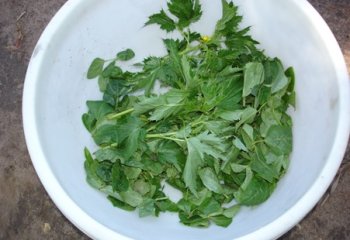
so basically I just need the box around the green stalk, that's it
[107,108,134,120]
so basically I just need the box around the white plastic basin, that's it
[23,0,350,239]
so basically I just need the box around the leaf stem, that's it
[146,132,178,138]
[146,134,185,142]
[108,108,134,120]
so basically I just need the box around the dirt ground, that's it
[0,0,349,239]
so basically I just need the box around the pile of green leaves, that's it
[82,0,295,228]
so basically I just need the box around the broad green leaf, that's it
[179,213,210,228]
[233,137,247,152]
[122,126,146,160]
[265,125,293,155]
[117,49,135,61]
[139,199,156,217]
[211,215,233,227]
[264,59,289,93]
[242,62,264,97]
[241,124,254,150]
[120,188,143,207]
[250,147,279,183]
[82,113,96,132]
[124,166,142,180]
[187,188,212,206]
[234,176,275,206]
[102,62,123,78]
[158,141,186,171]
[199,198,222,216]
[133,179,151,195]
[86,101,114,121]
[198,167,224,194]
[231,163,246,173]
[96,162,112,182]
[241,166,253,190]
[84,148,105,189]
[107,196,135,211]
[111,160,129,192]
[217,110,242,121]
[94,148,124,162]
[183,132,226,195]
[260,108,282,137]
[236,107,257,128]
[92,124,119,146]
[156,199,178,212]
[87,58,104,79]
[223,205,240,218]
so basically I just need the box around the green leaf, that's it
[198,167,224,194]
[156,199,179,212]
[199,198,222,216]
[133,179,151,195]
[120,188,143,207]
[84,148,105,189]
[102,62,123,78]
[87,58,104,79]
[134,89,185,121]
[217,109,242,121]
[92,124,119,146]
[183,132,227,195]
[139,199,156,217]
[124,166,142,180]
[145,10,176,32]
[236,107,257,128]
[234,176,275,206]
[265,125,293,155]
[260,108,282,137]
[117,49,135,61]
[111,161,129,192]
[163,39,183,78]
[86,101,114,120]
[107,195,135,211]
[181,55,194,88]
[215,0,241,35]
[96,162,112,182]
[211,215,233,227]
[242,62,264,97]
[158,141,186,171]
[233,137,247,152]
[223,205,240,218]
[94,148,123,162]
[251,147,280,183]
[265,58,289,93]
[285,66,296,93]
[82,113,96,132]
[179,213,210,228]
[167,0,202,29]
[122,125,146,160]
